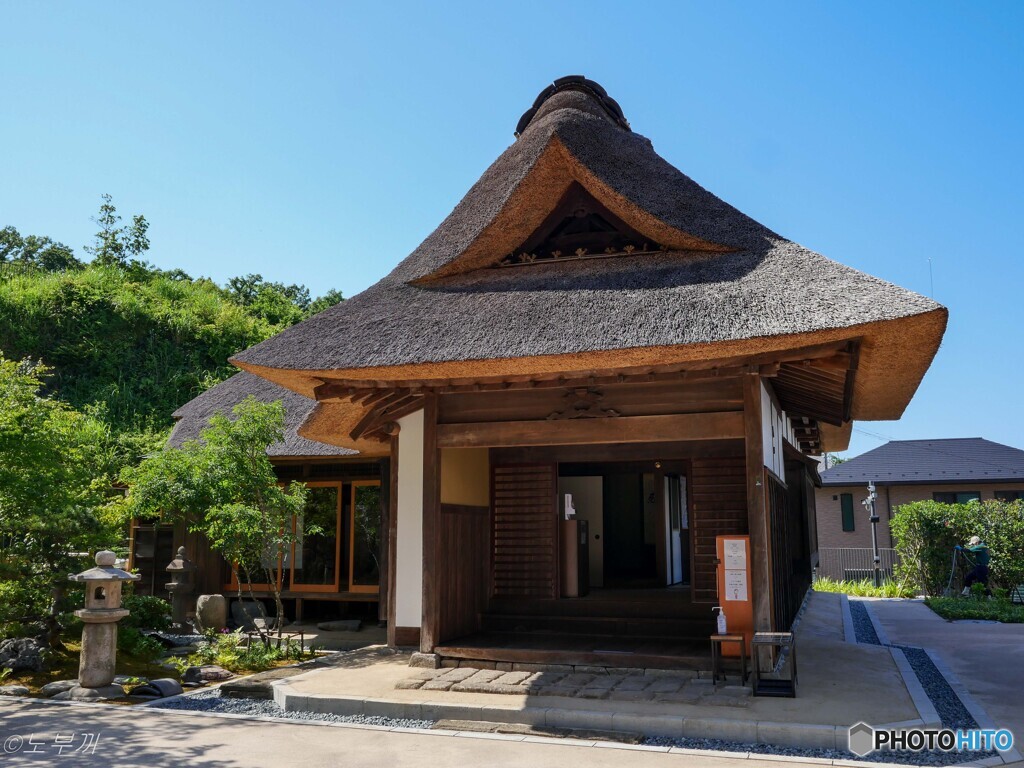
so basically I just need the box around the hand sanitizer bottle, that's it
[714,606,727,635]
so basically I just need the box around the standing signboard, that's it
[716,535,753,657]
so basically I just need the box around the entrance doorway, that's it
[558,462,690,590]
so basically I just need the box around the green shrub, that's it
[180,630,314,673]
[0,579,48,638]
[121,595,172,631]
[890,500,1024,596]
[925,596,1024,623]
[813,577,916,598]
[117,627,165,661]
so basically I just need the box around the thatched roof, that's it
[168,372,354,458]
[231,77,946,450]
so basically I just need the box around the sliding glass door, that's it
[291,483,343,591]
[349,481,381,593]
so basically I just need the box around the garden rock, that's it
[0,685,30,696]
[220,678,275,699]
[69,684,125,701]
[40,679,78,697]
[409,652,440,669]
[130,678,183,698]
[51,690,72,701]
[196,594,228,632]
[317,619,361,632]
[0,637,46,673]
[150,678,184,697]
[231,600,283,631]
[183,665,234,684]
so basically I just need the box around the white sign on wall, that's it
[724,569,748,601]
[723,539,746,570]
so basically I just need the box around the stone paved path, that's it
[396,667,751,707]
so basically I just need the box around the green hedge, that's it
[890,500,1024,596]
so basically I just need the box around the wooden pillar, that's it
[384,449,398,646]
[743,374,772,632]
[419,393,440,653]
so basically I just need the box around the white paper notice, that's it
[724,569,748,601]
[723,539,746,570]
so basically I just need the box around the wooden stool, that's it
[751,631,797,697]
[710,633,748,687]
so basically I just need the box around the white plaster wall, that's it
[394,409,424,629]
[761,380,796,478]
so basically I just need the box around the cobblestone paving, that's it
[395,667,751,707]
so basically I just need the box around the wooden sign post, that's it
[716,535,753,657]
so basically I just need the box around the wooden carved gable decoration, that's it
[496,182,664,268]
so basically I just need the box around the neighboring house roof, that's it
[168,372,354,458]
[229,76,947,452]
[820,438,1024,486]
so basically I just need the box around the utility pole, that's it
[863,482,881,587]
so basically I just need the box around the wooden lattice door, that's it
[490,463,558,599]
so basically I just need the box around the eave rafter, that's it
[309,339,860,453]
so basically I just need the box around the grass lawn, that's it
[924,597,1024,623]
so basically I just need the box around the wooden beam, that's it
[436,411,744,449]
[743,375,772,633]
[357,396,425,441]
[419,393,440,653]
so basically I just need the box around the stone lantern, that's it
[68,550,139,700]
[165,545,196,632]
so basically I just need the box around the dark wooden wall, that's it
[767,461,815,631]
[437,503,490,643]
[690,455,748,603]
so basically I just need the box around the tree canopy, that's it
[0,356,118,645]
[0,195,344,462]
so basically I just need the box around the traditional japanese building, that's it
[215,76,943,665]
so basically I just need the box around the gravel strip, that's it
[150,688,433,730]
[836,600,994,764]
[644,735,987,765]
[849,600,881,644]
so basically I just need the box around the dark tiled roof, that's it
[168,373,354,457]
[821,438,1024,486]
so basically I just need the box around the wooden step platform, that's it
[480,612,715,640]
[435,630,711,671]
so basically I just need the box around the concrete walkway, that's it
[276,593,922,749]
[866,599,1024,744]
[0,699,851,768]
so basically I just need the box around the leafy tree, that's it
[0,226,82,271]
[116,397,311,640]
[226,274,317,327]
[891,499,1024,596]
[0,356,117,648]
[307,288,345,316]
[824,453,847,468]
[83,193,150,269]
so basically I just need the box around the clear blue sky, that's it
[1,2,1021,458]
